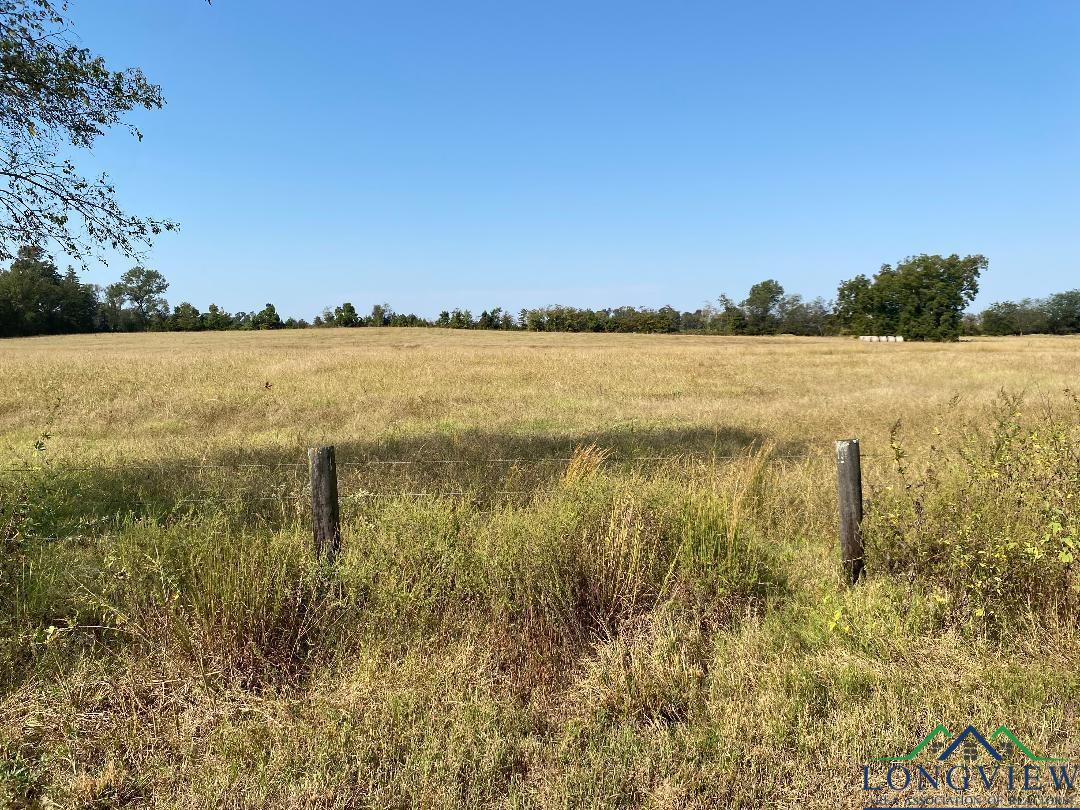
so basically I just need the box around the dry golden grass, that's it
[2,328,1077,463]
[2,328,1080,809]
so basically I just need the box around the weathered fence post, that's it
[308,445,340,563]
[835,438,864,585]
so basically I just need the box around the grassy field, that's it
[2,328,1080,808]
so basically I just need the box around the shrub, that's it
[868,392,1080,625]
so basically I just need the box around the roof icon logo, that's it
[876,724,1063,763]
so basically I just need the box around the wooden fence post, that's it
[308,445,340,563]
[835,438,864,585]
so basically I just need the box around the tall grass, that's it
[1,448,793,806]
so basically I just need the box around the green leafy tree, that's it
[653,305,681,333]
[961,312,980,336]
[679,306,710,332]
[106,266,168,328]
[476,307,514,330]
[201,303,232,330]
[742,280,784,335]
[169,301,201,331]
[836,255,985,341]
[777,294,832,335]
[978,300,1049,336]
[333,302,360,327]
[521,309,543,331]
[711,294,747,335]
[1044,290,1080,334]
[0,244,96,335]
[1015,298,1050,335]
[448,308,474,329]
[251,302,282,330]
[833,274,875,335]
[59,265,97,330]
[978,301,1017,336]
[367,303,390,326]
[886,255,984,341]
[0,0,176,264]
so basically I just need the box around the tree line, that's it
[2,248,1078,341]
[976,292,1080,336]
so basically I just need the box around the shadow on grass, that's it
[4,423,809,538]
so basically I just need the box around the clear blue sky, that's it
[73,1,1079,319]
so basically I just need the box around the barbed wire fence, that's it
[2,440,876,584]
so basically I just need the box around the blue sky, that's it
[73,1,1079,319]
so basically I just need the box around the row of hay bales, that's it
[858,335,905,342]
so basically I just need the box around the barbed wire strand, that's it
[0,451,894,474]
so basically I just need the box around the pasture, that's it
[2,329,1079,808]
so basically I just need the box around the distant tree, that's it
[333,302,360,327]
[0,245,97,335]
[888,255,984,341]
[106,266,169,327]
[777,294,832,335]
[654,305,681,333]
[742,280,784,335]
[368,303,389,326]
[448,308,473,328]
[833,274,875,335]
[387,310,428,326]
[1044,290,1080,335]
[961,312,980,336]
[169,301,201,331]
[201,303,232,330]
[680,306,710,332]
[251,302,282,330]
[1015,298,1050,334]
[710,294,747,335]
[0,1,176,265]
[58,265,98,330]
[522,309,544,331]
[836,255,984,341]
[978,300,1044,336]
[97,282,127,331]
[981,302,1014,335]
[775,294,803,334]
[478,307,515,330]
